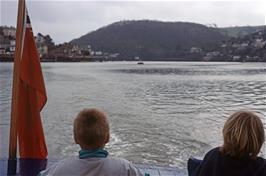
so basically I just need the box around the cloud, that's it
[0,0,265,44]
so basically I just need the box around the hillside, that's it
[204,28,266,62]
[71,20,226,60]
[220,25,266,38]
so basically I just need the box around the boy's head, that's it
[221,110,265,159]
[74,108,110,150]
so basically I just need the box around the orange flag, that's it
[16,6,48,159]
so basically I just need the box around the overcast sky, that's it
[1,0,265,44]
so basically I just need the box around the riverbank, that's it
[1,56,266,62]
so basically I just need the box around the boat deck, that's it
[136,164,187,176]
[0,158,187,176]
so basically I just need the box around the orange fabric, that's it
[17,26,47,159]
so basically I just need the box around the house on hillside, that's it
[190,47,202,53]
[35,33,55,57]
[253,39,265,49]
[1,26,16,38]
[79,45,92,56]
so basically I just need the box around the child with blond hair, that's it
[188,110,266,176]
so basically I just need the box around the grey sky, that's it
[1,0,265,44]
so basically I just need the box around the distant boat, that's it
[137,61,144,65]
[135,56,144,65]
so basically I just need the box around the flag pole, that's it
[7,0,25,174]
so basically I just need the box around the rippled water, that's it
[1,62,266,168]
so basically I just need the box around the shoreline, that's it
[1,58,266,63]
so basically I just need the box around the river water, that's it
[0,62,266,168]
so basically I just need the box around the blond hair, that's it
[74,108,110,150]
[220,110,265,159]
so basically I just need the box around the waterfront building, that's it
[35,33,55,57]
[47,43,83,61]
[0,26,16,55]
[1,26,16,38]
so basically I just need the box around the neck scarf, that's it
[79,149,108,159]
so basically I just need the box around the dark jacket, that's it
[190,147,266,176]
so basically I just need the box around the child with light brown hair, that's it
[188,110,266,176]
[41,108,143,176]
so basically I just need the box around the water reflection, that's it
[112,67,266,76]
